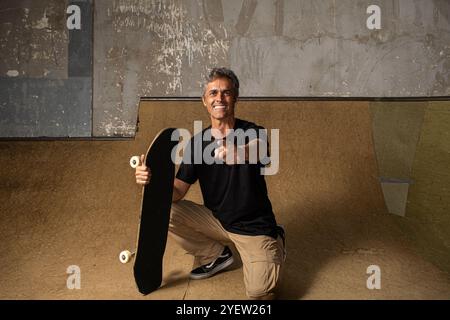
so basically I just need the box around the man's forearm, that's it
[172,186,184,202]
[172,178,191,202]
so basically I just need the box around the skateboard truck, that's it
[119,250,136,264]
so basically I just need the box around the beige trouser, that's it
[169,200,285,299]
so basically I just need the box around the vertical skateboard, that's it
[120,128,179,295]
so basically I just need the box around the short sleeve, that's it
[176,162,197,184]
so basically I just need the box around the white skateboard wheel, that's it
[129,156,140,168]
[119,250,132,264]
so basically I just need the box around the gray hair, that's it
[204,67,240,97]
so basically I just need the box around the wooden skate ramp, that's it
[0,100,449,299]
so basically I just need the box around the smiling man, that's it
[135,67,285,300]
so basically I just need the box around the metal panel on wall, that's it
[0,0,92,138]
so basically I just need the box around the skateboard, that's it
[120,128,179,294]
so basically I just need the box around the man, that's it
[135,67,285,300]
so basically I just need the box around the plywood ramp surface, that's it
[0,101,448,299]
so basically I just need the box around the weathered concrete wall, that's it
[1,0,449,137]
[94,0,450,137]
[0,0,92,137]
[93,0,229,136]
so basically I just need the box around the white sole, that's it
[189,256,235,280]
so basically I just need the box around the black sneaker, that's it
[189,246,234,280]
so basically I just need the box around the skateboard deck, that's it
[131,128,179,294]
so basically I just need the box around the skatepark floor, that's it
[1,102,449,300]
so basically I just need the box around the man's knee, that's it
[244,261,282,299]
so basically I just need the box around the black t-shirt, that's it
[176,118,278,238]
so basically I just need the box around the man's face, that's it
[202,77,237,121]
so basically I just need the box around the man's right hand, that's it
[135,154,151,185]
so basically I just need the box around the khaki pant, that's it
[169,200,285,299]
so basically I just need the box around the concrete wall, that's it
[1,0,449,137]
[94,0,450,137]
